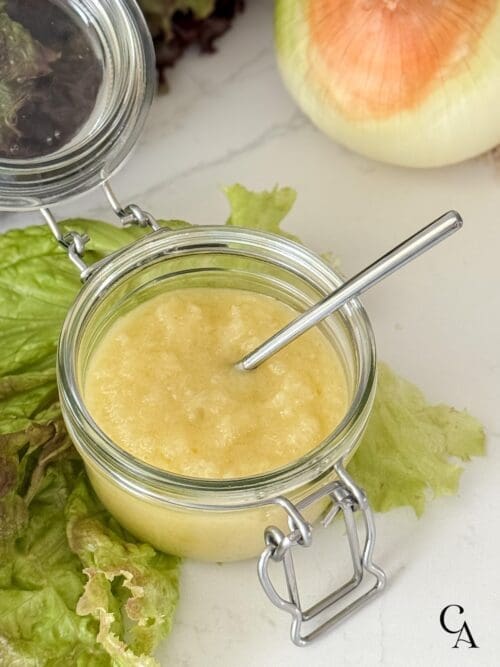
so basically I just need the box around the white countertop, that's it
[2,2,499,665]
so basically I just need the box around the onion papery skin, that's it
[275,0,500,168]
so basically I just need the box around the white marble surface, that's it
[2,1,499,665]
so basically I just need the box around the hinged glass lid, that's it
[0,0,155,211]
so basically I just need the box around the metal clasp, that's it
[102,181,161,231]
[258,462,386,646]
[41,207,91,279]
[42,182,162,280]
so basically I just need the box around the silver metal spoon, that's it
[237,211,463,371]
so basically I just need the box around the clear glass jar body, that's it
[58,227,377,561]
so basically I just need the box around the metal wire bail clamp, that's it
[258,461,386,646]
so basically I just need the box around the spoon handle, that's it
[238,211,463,371]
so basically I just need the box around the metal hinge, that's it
[42,181,160,280]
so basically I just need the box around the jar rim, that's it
[0,0,155,211]
[58,227,377,509]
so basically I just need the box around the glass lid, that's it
[0,0,155,211]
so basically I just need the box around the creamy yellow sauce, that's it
[84,288,348,479]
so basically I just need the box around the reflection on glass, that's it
[0,0,102,159]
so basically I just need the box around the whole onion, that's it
[275,0,500,167]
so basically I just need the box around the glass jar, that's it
[56,225,386,644]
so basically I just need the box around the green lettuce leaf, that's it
[0,185,485,663]
[66,478,179,665]
[0,416,180,666]
[138,0,215,38]
[0,220,167,435]
[0,221,147,379]
[137,0,243,92]
[351,364,486,515]
[0,221,182,666]
[224,183,299,241]
[0,449,109,666]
